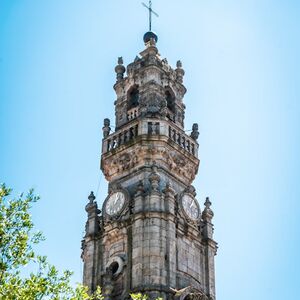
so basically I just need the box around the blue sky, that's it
[0,0,299,299]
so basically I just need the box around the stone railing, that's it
[103,121,139,153]
[168,125,196,156]
[102,119,198,158]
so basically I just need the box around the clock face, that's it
[181,194,200,220]
[105,191,126,216]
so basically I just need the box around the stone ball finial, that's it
[115,57,125,82]
[143,31,158,44]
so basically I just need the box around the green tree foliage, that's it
[130,293,149,300]
[0,184,159,300]
[0,184,104,300]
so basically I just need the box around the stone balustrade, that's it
[102,119,198,158]
[168,126,196,156]
[104,122,139,153]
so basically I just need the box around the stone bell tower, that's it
[81,31,217,300]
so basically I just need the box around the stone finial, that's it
[175,60,185,83]
[84,191,101,239]
[149,165,160,192]
[85,191,100,216]
[202,197,214,222]
[102,118,111,139]
[118,57,123,65]
[88,191,95,203]
[191,123,199,141]
[176,60,182,68]
[115,56,126,82]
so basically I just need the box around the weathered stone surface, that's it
[82,36,217,300]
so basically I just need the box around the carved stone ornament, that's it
[172,286,210,300]
[139,85,167,117]
[162,150,197,182]
[102,145,198,184]
[105,255,126,278]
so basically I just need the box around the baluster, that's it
[124,130,128,143]
[118,133,122,147]
[107,139,111,152]
[169,126,172,138]
[182,136,186,150]
[177,133,181,145]
[129,127,134,139]
[191,143,195,155]
[155,122,160,134]
[120,132,124,145]
[148,122,152,135]
[172,129,176,141]
[111,138,115,149]
[187,140,190,152]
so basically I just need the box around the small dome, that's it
[143,31,158,43]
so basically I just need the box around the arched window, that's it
[128,86,139,110]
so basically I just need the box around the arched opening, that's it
[128,86,139,110]
[165,90,175,113]
[109,261,119,275]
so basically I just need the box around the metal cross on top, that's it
[142,0,159,32]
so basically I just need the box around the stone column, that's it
[163,182,177,289]
[202,197,217,300]
[82,192,101,294]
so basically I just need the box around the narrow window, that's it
[128,87,139,109]
[165,90,175,113]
